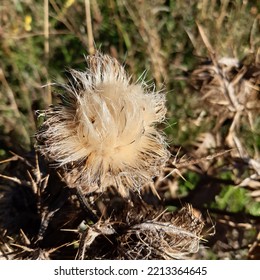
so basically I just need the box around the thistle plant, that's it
[0,53,207,260]
[36,53,170,196]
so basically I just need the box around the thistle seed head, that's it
[36,53,169,196]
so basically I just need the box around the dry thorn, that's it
[9,151,34,169]
[0,155,19,165]
[0,174,22,185]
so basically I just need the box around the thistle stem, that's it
[75,186,98,223]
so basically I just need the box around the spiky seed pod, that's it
[118,204,205,260]
[75,203,205,260]
[36,53,169,196]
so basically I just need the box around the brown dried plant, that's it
[187,24,260,188]
[183,24,260,259]
[0,153,206,260]
[123,0,167,85]
[76,201,205,260]
[0,52,207,260]
[190,25,260,158]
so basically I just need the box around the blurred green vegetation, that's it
[0,0,259,259]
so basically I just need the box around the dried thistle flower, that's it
[118,204,205,260]
[36,53,169,195]
[75,202,205,260]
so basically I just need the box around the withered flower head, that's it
[36,53,169,195]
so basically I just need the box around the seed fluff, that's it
[36,52,170,196]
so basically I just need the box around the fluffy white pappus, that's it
[36,53,169,196]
